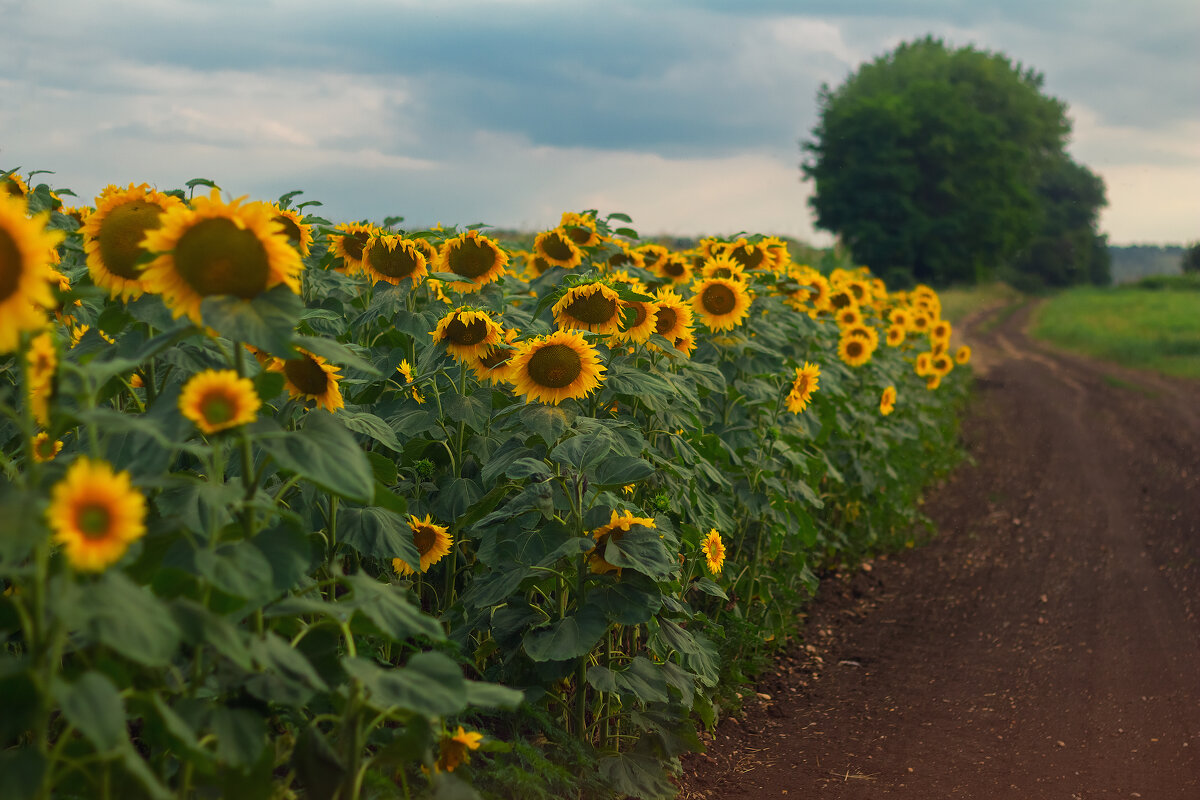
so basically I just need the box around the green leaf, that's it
[201,286,302,358]
[520,404,572,445]
[523,605,607,662]
[338,505,421,568]
[338,409,404,453]
[0,748,45,800]
[367,451,399,484]
[194,541,275,601]
[463,680,524,710]
[249,525,316,595]
[293,335,382,376]
[593,455,654,486]
[81,572,181,667]
[292,725,346,800]
[55,672,126,753]
[211,707,266,769]
[602,525,677,579]
[598,751,677,800]
[257,411,374,503]
[550,430,614,471]
[344,573,446,642]
[0,672,38,747]
[444,387,491,431]
[343,652,468,717]
[171,599,255,671]
[593,574,662,625]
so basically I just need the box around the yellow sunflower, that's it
[843,324,879,350]
[845,279,873,305]
[32,432,63,462]
[909,312,932,334]
[635,243,670,276]
[827,288,856,312]
[178,369,261,434]
[725,238,769,272]
[26,330,56,426]
[838,335,873,367]
[509,329,606,405]
[700,528,725,576]
[955,345,972,365]
[466,330,518,385]
[559,212,601,248]
[81,183,184,300]
[613,298,659,344]
[436,726,484,774]
[656,253,694,285]
[47,458,147,573]
[761,236,790,272]
[835,306,863,328]
[533,228,583,270]
[699,254,746,282]
[915,352,932,376]
[362,234,428,287]
[690,277,752,332]
[786,271,830,312]
[652,289,693,341]
[267,204,314,256]
[3,172,30,199]
[431,308,504,360]
[786,361,820,414]
[601,240,643,271]
[391,514,452,576]
[552,281,624,335]
[590,509,657,575]
[886,324,906,347]
[268,349,345,412]
[329,222,379,275]
[931,353,954,377]
[888,308,910,328]
[440,230,509,292]
[926,374,942,391]
[930,319,952,344]
[397,359,425,403]
[140,189,303,325]
[880,385,897,416]
[0,193,63,353]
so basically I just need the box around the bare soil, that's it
[677,301,1200,799]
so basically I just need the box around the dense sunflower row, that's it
[0,169,967,800]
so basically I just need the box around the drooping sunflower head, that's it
[534,228,583,270]
[690,276,752,332]
[590,509,656,575]
[509,329,606,405]
[552,281,624,335]
[82,183,184,300]
[440,230,509,292]
[886,324,906,347]
[391,514,453,576]
[435,727,484,774]
[601,240,643,271]
[140,189,303,324]
[268,349,344,412]
[329,222,379,275]
[0,194,63,353]
[559,211,601,248]
[266,203,314,257]
[613,298,659,344]
[179,369,261,434]
[431,307,504,360]
[955,344,972,365]
[362,234,429,287]
[397,359,425,403]
[467,328,519,385]
[47,457,147,572]
[838,335,873,367]
[880,385,897,416]
[725,238,769,272]
[700,528,726,576]
[786,361,821,414]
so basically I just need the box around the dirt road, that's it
[678,301,1200,799]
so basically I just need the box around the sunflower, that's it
[32,432,63,462]
[955,345,972,365]
[613,298,658,344]
[888,308,911,328]
[590,509,657,575]
[267,204,314,256]
[467,332,518,385]
[725,238,769,272]
[700,528,725,576]
[844,324,879,350]
[391,514,453,575]
[47,458,147,572]
[915,352,932,376]
[329,222,378,274]
[140,189,303,325]
[930,319,952,344]
[533,228,583,270]
[670,327,697,357]
[440,230,509,292]
[699,254,746,282]
[657,253,694,284]
[827,288,856,312]
[509,329,606,405]
[431,308,504,360]
[835,306,863,328]
[845,279,873,305]
[601,240,643,271]
[909,312,932,334]
[838,335,873,367]
[786,271,830,312]
[552,281,624,335]
[635,244,669,275]
[268,349,344,412]
[397,359,425,402]
[3,172,29,199]
[60,205,91,227]
[880,385,897,416]
[82,183,184,300]
[652,289,693,341]
[0,193,63,353]
[931,353,954,377]
[925,374,942,391]
[179,369,261,434]
[690,277,752,332]
[559,212,601,248]
[362,234,428,287]
[436,727,483,774]
[26,331,56,426]
[786,361,820,414]
[886,324,906,347]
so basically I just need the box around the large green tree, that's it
[802,37,1089,286]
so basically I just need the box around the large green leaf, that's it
[601,525,677,579]
[79,572,181,667]
[337,409,404,453]
[338,505,421,568]
[201,285,302,358]
[344,573,445,642]
[593,574,662,625]
[342,652,468,717]
[257,412,374,503]
[210,706,266,769]
[523,606,607,662]
[593,455,654,486]
[55,671,127,753]
[293,335,382,376]
[597,751,677,800]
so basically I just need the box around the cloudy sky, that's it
[2,0,1197,245]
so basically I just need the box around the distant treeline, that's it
[1108,245,1184,285]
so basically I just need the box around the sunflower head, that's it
[690,277,752,332]
[510,329,606,406]
[699,254,746,282]
[467,328,518,385]
[590,510,656,575]
[955,344,972,365]
[931,354,954,377]
[431,307,504,360]
[267,204,314,256]
[838,335,873,367]
[32,432,63,462]
[435,726,484,773]
[602,241,643,271]
[397,359,425,403]
[0,193,64,353]
[926,374,942,391]
[47,458,147,572]
[552,281,624,335]
[3,172,29,199]
[635,244,669,275]
[786,361,821,414]
[836,306,863,328]
[651,289,694,341]
[362,234,428,287]
[268,350,344,412]
[886,325,906,347]
[880,385,897,416]
[179,369,261,434]
[329,222,379,275]
[533,228,583,271]
[440,230,509,292]
[613,299,659,344]
[392,514,452,575]
[700,528,726,576]
[725,238,769,272]
[559,211,601,248]
[82,183,184,300]
[657,253,693,284]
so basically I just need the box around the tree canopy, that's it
[802,36,1107,287]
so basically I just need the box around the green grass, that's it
[937,282,1024,324]
[1031,286,1200,380]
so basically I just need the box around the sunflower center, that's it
[447,238,499,279]
[341,231,369,262]
[413,524,438,557]
[624,302,648,329]
[539,232,575,262]
[531,255,552,275]
[654,306,678,335]
[173,217,270,299]
[283,356,330,396]
[273,215,303,246]
[730,246,764,270]
[97,200,163,280]
[661,259,685,277]
[445,317,489,345]
[367,242,422,279]
[846,341,864,358]
[830,292,852,310]
[479,347,511,369]
[527,344,583,388]
[35,437,57,459]
[608,251,634,269]
[76,503,113,540]
[795,376,810,395]
[564,289,618,324]
[200,391,235,425]
[701,284,737,316]
[3,179,24,198]
[0,226,25,302]
[565,225,593,246]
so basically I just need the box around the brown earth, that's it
[677,300,1200,799]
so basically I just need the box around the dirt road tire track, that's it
[677,300,1200,799]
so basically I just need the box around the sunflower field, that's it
[0,170,967,800]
